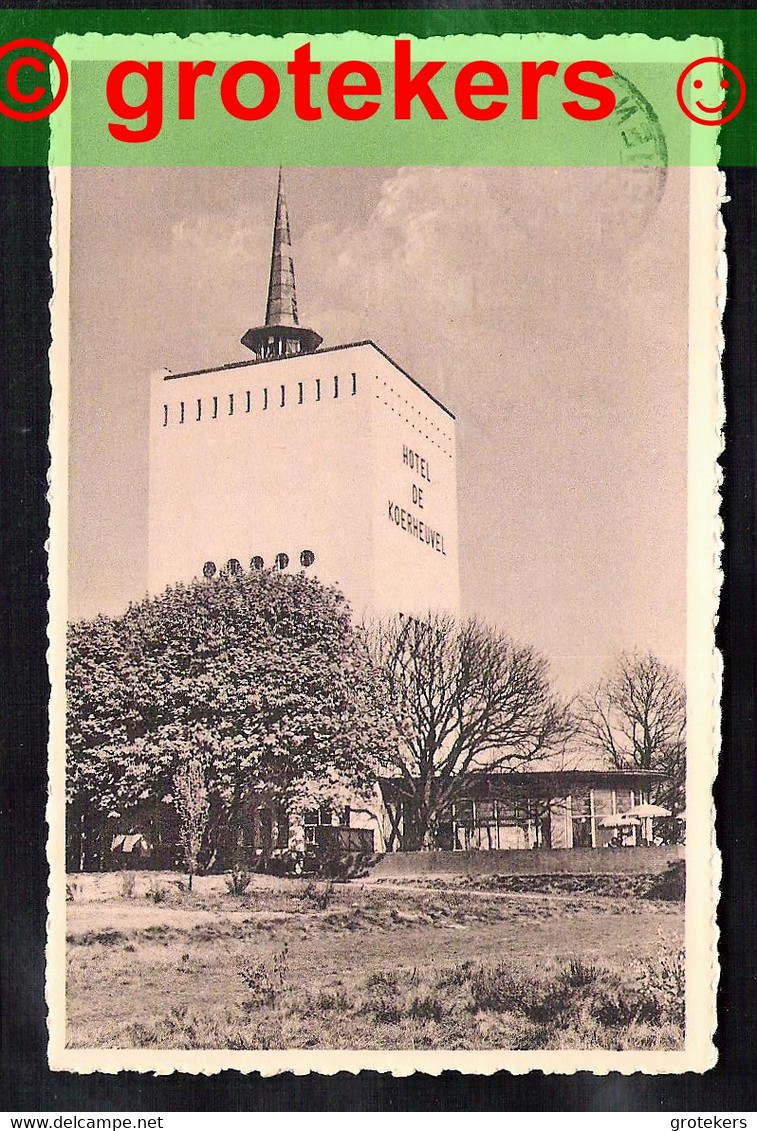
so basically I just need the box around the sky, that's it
[67,164,689,694]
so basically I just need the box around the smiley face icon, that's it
[677,57,746,125]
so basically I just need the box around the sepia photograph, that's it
[47,155,719,1074]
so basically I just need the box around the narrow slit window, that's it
[179,401,185,424]
[351,372,357,395]
[298,382,304,404]
[212,396,218,419]
[315,378,321,402]
[246,391,251,413]
[280,384,286,408]
[163,405,168,427]
[333,375,339,398]
[196,399,202,422]
[229,393,234,415]
[263,388,268,410]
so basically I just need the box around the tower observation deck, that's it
[240,168,323,362]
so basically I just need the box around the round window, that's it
[274,552,289,570]
[225,558,242,576]
[202,561,217,578]
[300,550,315,568]
[250,556,264,571]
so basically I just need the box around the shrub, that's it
[314,847,372,880]
[264,848,304,877]
[273,941,289,988]
[237,959,275,1008]
[237,944,288,1008]
[592,982,646,1027]
[141,924,176,943]
[366,970,399,992]
[535,967,600,1024]
[633,948,685,1026]
[145,881,167,904]
[407,994,444,1022]
[225,865,252,896]
[343,908,363,931]
[582,950,684,1031]
[523,951,685,1031]
[471,961,540,1015]
[363,969,403,1023]
[369,991,403,1024]
[644,860,685,902]
[561,958,600,988]
[298,879,334,910]
[315,987,351,1012]
[125,1006,277,1050]
[471,957,607,1024]
[72,928,127,947]
[434,961,474,989]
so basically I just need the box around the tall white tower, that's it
[148,171,460,621]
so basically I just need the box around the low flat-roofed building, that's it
[378,768,668,853]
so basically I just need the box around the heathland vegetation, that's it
[66,868,684,1051]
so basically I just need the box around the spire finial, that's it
[241,168,322,361]
[265,167,299,328]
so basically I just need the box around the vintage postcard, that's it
[46,30,723,1074]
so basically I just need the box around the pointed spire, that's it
[241,168,322,362]
[265,168,299,328]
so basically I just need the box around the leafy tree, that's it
[173,756,209,890]
[367,614,574,850]
[66,570,395,864]
[578,651,686,815]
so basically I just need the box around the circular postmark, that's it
[606,69,669,216]
[533,69,668,251]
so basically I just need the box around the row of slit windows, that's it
[163,374,357,427]
[202,550,316,578]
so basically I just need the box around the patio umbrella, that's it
[598,813,641,828]
[624,803,672,818]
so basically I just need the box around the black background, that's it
[1,2,756,1110]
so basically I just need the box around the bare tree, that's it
[578,651,686,815]
[367,614,574,850]
[173,756,210,890]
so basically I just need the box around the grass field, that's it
[65,870,684,1051]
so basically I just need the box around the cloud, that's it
[293,167,687,683]
[68,166,688,691]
